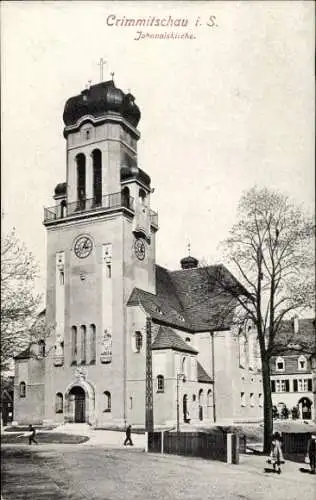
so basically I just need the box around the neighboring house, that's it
[0,376,14,426]
[270,317,316,421]
[13,78,263,428]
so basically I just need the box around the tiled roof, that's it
[197,361,213,383]
[14,346,32,360]
[152,326,198,354]
[270,318,315,356]
[128,264,246,332]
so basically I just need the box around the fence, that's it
[147,431,239,463]
[281,432,311,454]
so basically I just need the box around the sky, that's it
[1,1,315,299]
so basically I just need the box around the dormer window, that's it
[276,356,285,372]
[298,355,307,371]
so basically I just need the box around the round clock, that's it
[74,236,93,259]
[134,238,146,261]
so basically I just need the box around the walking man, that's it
[28,424,38,445]
[124,424,134,446]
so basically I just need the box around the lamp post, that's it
[176,373,185,433]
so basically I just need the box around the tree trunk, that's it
[262,356,273,453]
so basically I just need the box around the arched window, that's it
[92,149,102,206]
[185,337,191,342]
[157,375,165,393]
[198,389,203,421]
[60,200,67,218]
[276,356,285,372]
[55,393,63,413]
[76,153,86,209]
[71,326,77,363]
[181,357,187,380]
[80,325,86,364]
[121,186,130,209]
[139,188,146,205]
[104,391,111,412]
[298,355,307,371]
[90,324,96,364]
[19,382,26,398]
[135,331,143,353]
[250,393,255,407]
[38,340,45,357]
[240,392,246,407]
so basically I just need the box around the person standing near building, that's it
[124,425,134,446]
[305,433,316,474]
[28,424,38,445]
[269,432,284,474]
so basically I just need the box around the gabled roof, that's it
[152,326,198,354]
[270,318,315,356]
[197,361,213,383]
[14,346,32,360]
[128,264,246,332]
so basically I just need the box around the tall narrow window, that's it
[38,340,45,357]
[104,391,111,412]
[71,326,77,363]
[60,200,67,218]
[250,393,255,407]
[258,393,263,407]
[90,324,96,364]
[92,149,102,206]
[121,186,130,209]
[157,375,165,393]
[19,382,26,398]
[55,393,63,413]
[76,153,86,210]
[240,392,246,407]
[80,325,87,364]
[106,264,111,278]
[135,331,143,353]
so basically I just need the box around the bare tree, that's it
[218,187,315,452]
[1,228,41,371]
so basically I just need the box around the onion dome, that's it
[180,255,199,270]
[63,80,141,128]
[54,182,67,196]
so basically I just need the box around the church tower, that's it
[43,79,158,426]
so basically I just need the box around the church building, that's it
[14,79,263,428]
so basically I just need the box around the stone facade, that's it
[14,79,263,428]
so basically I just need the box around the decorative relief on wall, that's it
[53,335,64,366]
[102,244,112,265]
[74,366,87,381]
[100,329,112,364]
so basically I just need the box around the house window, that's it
[129,397,133,410]
[192,394,196,402]
[86,130,90,140]
[250,393,255,407]
[298,355,307,371]
[106,264,111,278]
[157,375,165,393]
[38,340,45,357]
[258,393,263,407]
[104,391,111,412]
[55,393,63,413]
[135,331,143,353]
[275,379,289,392]
[298,379,310,392]
[19,382,26,398]
[276,356,285,372]
[240,392,246,407]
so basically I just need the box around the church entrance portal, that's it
[69,386,86,423]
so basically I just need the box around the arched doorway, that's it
[299,397,312,420]
[69,386,86,423]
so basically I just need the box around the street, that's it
[1,444,315,500]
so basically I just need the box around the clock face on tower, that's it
[74,236,93,259]
[134,238,146,261]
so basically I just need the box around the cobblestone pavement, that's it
[1,444,315,500]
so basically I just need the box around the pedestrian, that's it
[268,431,284,474]
[124,424,134,446]
[28,424,38,445]
[305,433,316,474]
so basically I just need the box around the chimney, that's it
[292,316,299,335]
